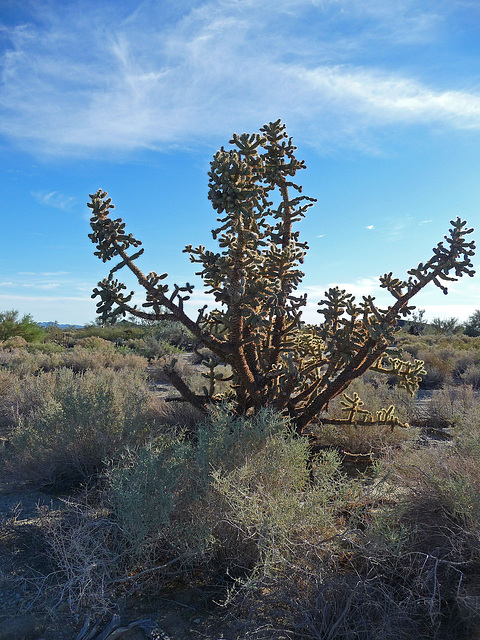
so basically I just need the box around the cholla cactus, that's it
[88,120,475,433]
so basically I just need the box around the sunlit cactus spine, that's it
[88,120,476,434]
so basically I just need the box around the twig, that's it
[110,556,184,584]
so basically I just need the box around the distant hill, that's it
[38,322,83,329]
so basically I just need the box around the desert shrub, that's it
[143,320,193,349]
[103,406,357,598]
[0,369,56,435]
[460,363,480,389]
[397,333,436,358]
[26,341,65,354]
[0,344,147,376]
[3,335,28,349]
[307,445,480,640]
[213,439,345,576]
[74,319,193,351]
[62,345,146,373]
[453,352,480,379]
[0,369,22,432]
[448,395,480,459]
[4,367,151,490]
[414,384,479,431]
[213,439,480,640]
[6,350,66,374]
[106,407,288,561]
[387,443,480,535]
[132,335,183,361]
[256,567,425,640]
[398,335,480,389]
[41,499,125,615]
[5,350,45,376]
[146,395,206,435]
[107,436,197,556]
[62,345,115,372]
[417,349,454,388]
[75,335,114,351]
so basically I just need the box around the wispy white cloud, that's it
[31,191,76,211]
[366,224,374,229]
[1,1,480,156]
[382,215,416,241]
[19,271,69,276]
[0,294,91,301]
[0,281,60,290]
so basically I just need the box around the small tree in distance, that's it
[430,316,464,335]
[0,310,44,343]
[464,310,480,337]
[88,120,475,433]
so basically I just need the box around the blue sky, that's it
[1,0,479,325]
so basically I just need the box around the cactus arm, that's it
[88,189,229,359]
[296,217,475,432]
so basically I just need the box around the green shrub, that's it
[26,341,65,354]
[464,310,480,338]
[213,438,344,576]
[107,436,196,554]
[0,310,45,343]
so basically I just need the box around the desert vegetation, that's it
[2,323,480,639]
[0,121,479,639]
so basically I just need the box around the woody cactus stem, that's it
[88,120,475,433]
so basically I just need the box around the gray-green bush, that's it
[4,367,150,489]
[101,406,356,597]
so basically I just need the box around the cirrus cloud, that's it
[1,1,480,157]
